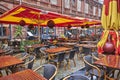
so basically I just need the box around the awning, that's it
[0,5,83,27]
[75,17,101,27]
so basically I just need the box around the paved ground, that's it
[33,53,120,80]
[1,50,120,80]
[33,54,85,80]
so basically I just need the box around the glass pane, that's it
[50,0,57,5]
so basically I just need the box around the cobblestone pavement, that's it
[33,54,85,80]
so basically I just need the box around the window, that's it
[77,0,81,11]
[71,0,75,6]
[50,0,57,5]
[89,5,93,14]
[85,3,89,13]
[45,0,49,1]
[98,8,101,16]
[41,0,49,2]
[93,6,96,15]
[65,0,70,8]
[0,24,7,36]
[56,27,64,37]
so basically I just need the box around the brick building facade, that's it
[0,0,102,19]
[0,0,102,38]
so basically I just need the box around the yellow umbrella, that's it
[97,0,120,54]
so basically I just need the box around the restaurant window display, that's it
[56,27,64,38]
[79,27,97,41]
[48,28,56,39]
[65,28,79,39]
[41,27,56,43]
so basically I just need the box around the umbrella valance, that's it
[0,5,83,27]
[73,17,101,27]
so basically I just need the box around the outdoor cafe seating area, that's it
[0,2,120,80]
[0,38,120,80]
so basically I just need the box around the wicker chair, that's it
[14,52,28,60]
[12,54,36,73]
[92,52,106,62]
[34,64,57,80]
[83,55,104,80]
[39,47,48,64]
[81,47,91,55]
[65,49,76,69]
[92,53,117,80]
[63,74,89,80]
[49,45,57,49]
[49,52,65,69]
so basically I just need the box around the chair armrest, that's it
[98,54,106,59]
[21,54,29,60]
[33,66,43,72]
[92,55,100,61]
[14,53,21,58]
[83,57,101,77]
[5,50,13,55]
[23,56,35,66]
[63,75,70,80]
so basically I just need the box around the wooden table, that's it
[26,44,46,53]
[45,47,71,60]
[77,44,96,48]
[57,42,77,47]
[94,55,120,69]
[45,47,71,54]
[0,49,5,55]
[80,41,97,44]
[0,69,46,80]
[65,40,78,42]
[0,55,23,69]
[26,44,46,49]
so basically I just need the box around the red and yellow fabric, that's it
[97,0,120,54]
[74,17,101,27]
[0,5,83,27]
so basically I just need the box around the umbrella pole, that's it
[95,25,97,38]
[38,24,41,42]
[37,14,42,42]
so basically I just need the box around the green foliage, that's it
[14,26,22,37]
[20,40,41,52]
[20,41,25,52]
